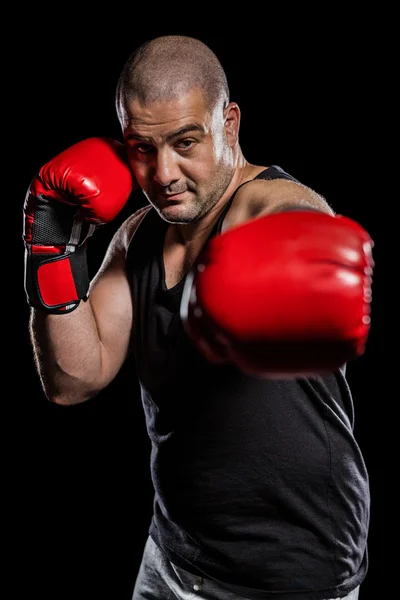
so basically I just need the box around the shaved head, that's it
[116,35,230,120]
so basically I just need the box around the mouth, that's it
[160,191,187,201]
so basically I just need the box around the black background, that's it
[14,17,384,600]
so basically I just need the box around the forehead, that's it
[122,88,211,135]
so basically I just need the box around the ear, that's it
[224,102,241,147]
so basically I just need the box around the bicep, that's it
[89,246,134,375]
[87,212,145,379]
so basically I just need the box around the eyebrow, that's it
[127,123,205,143]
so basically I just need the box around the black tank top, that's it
[126,166,370,600]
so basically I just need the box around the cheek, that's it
[127,158,147,184]
[176,153,204,181]
[192,146,219,176]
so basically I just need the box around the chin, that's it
[158,205,199,224]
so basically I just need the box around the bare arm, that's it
[29,206,150,406]
[223,177,335,232]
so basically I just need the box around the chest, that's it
[162,241,204,290]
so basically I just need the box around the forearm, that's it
[29,299,107,405]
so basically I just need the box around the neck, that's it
[173,153,263,245]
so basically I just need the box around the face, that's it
[120,89,239,224]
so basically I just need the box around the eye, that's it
[176,139,195,150]
[133,144,154,154]
[124,136,154,155]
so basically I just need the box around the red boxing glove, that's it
[23,137,134,313]
[180,210,374,377]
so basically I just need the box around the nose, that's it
[153,148,180,187]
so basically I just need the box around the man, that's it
[23,35,373,600]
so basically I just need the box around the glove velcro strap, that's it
[26,244,89,314]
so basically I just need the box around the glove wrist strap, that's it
[25,244,89,314]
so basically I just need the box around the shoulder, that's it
[223,170,334,232]
[109,204,153,257]
[91,204,153,281]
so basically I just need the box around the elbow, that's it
[42,378,99,407]
[37,359,111,406]
[46,392,91,407]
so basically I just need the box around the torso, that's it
[163,227,212,289]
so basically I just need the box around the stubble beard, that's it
[153,167,235,225]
